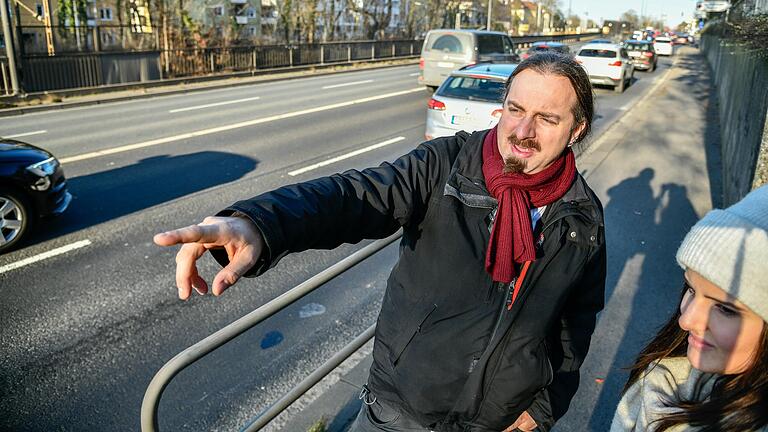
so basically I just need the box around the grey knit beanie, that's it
[676,185,768,322]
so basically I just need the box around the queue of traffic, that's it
[419,28,685,140]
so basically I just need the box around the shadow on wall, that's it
[27,151,259,247]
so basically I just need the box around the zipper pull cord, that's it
[508,260,531,310]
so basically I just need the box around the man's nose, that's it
[514,116,536,140]
[679,296,708,334]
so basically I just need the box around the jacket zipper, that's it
[487,281,511,346]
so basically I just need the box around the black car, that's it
[623,40,658,71]
[0,139,71,253]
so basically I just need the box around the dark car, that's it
[0,139,71,253]
[520,41,570,60]
[623,40,658,71]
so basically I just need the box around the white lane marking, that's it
[408,72,419,76]
[168,96,262,113]
[288,136,406,176]
[322,79,374,90]
[60,88,424,164]
[4,130,47,139]
[0,239,92,274]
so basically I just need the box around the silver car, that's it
[425,63,517,140]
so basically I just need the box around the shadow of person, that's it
[586,179,699,430]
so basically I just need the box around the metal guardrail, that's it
[141,230,403,432]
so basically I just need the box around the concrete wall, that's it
[701,35,768,205]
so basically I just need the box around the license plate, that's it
[437,61,454,68]
[451,115,474,125]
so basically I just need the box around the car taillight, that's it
[491,109,503,118]
[419,58,424,69]
[644,52,653,57]
[609,60,622,66]
[427,98,446,110]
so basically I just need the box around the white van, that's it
[418,30,519,90]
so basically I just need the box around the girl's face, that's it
[679,270,765,374]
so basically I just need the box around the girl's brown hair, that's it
[623,283,768,432]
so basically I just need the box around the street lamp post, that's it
[487,0,492,31]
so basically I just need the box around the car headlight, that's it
[26,157,58,191]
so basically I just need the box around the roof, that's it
[577,43,621,50]
[530,41,566,47]
[426,29,510,37]
[453,63,518,80]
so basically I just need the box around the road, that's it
[0,56,678,431]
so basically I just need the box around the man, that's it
[155,53,606,431]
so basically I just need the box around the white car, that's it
[425,63,517,140]
[654,37,674,56]
[575,43,635,93]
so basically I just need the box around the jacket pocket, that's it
[473,339,554,430]
[390,303,438,367]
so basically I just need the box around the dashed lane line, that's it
[288,136,406,176]
[0,239,92,274]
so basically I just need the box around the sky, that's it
[566,0,699,27]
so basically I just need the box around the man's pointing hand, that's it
[154,216,264,300]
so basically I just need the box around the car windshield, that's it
[438,76,506,103]
[578,49,617,58]
[626,43,651,51]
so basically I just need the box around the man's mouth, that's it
[511,143,535,158]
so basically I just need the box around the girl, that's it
[611,185,768,432]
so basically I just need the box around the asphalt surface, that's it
[0,53,688,431]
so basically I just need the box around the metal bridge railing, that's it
[141,230,403,432]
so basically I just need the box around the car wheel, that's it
[0,189,31,254]
[615,76,625,93]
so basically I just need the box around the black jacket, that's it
[216,130,606,431]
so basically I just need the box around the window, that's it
[99,7,113,20]
[246,7,256,17]
[213,5,224,16]
[503,36,515,54]
[578,49,617,58]
[477,35,504,55]
[36,3,44,17]
[429,34,464,53]
[437,76,506,102]
[248,26,256,36]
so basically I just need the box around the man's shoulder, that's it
[420,130,485,157]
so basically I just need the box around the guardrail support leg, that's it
[348,45,351,62]
[371,44,375,60]
[320,45,324,64]
[290,47,293,67]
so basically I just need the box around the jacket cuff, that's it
[526,388,554,432]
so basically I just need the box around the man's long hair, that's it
[504,52,594,144]
[623,284,768,432]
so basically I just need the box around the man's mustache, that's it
[507,135,541,152]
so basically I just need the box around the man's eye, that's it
[540,117,556,125]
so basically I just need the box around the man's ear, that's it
[569,121,587,145]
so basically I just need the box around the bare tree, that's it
[621,9,640,30]
[346,0,393,39]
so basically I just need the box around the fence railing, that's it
[5,32,599,95]
[141,230,403,432]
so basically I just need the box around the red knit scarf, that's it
[482,126,576,283]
